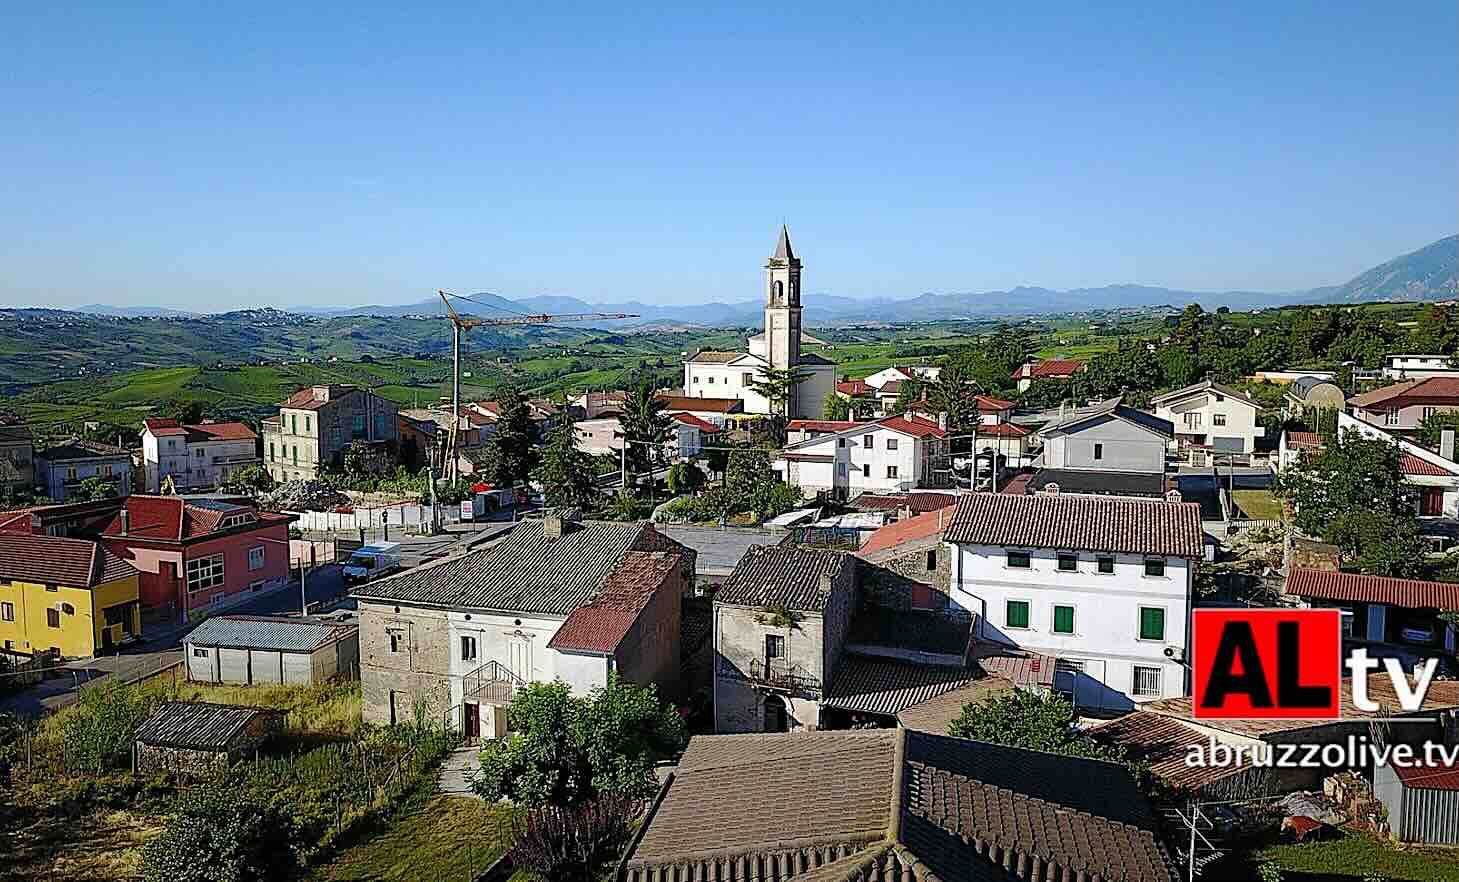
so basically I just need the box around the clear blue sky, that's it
[2,2,1454,311]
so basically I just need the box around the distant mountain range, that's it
[73,233,1458,326]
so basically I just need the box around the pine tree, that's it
[484,385,538,487]
[533,416,599,511]
[749,366,811,417]
[619,380,671,485]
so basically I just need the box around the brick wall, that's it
[359,599,453,725]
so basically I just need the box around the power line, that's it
[438,290,534,319]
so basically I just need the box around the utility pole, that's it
[299,547,309,616]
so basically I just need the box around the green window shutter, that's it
[1140,607,1166,641]
[1006,600,1030,629]
[1053,606,1075,634]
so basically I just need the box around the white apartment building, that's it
[944,492,1204,710]
[141,419,260,493]
[1383,354,1459,381]
[861,365,942,389]
[574,414,714,462]
[1150,380,1264,458]
[775,414,950,498]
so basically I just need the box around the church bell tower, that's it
[763,224,802,372]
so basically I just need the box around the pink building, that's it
[97,496,295,623]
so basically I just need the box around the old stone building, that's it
[854,505,956,611]
[712,545,857,733]
[262,384,399,484]
[134,702,284,773]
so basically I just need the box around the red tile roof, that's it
[669,412,722,433]
[849,492,961,514]
[654,394,742,413]
[973,394,1014,410]
[780,452,835,463]
[787,419,860,433]
[281,385,355,411]
[858,506,956,555]
[547,551,680,654]
[1351,377,1459,408]
[945,492,1205,558]
[1013,359,1084,380]
[878,414,946,439]
[1392,758,1459,791]
[1401,452,1458,476]
[977,650,1058,689]
[1144,678,1459,737]
[1284,567,1459,610]
[99,496,287,543]
[143,418,187,436]
[836,380,874,396]
[1287,431,1324,448]
[0,532,137,587]
[186,421,257,442]
[1090,713,1251,794]
[976,421,1032,437]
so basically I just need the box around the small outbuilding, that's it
[184,615,359,685]
[134,702,284,773]
[1374,758,1459,845]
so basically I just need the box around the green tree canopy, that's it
[1325,509,1425,577]
[483,384,538,487]
[74,475,119,502]
[822,392,852,421]
[1416,410,1459,450]
[470,677,686,808]
[533,415,599,511]
[749,366,811,418]
[1273,429,1412,537]
[140,786,301,882]
[619,380,671,484]
[220,464,274,497]
[947,689,1120,763]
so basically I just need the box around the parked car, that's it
[343,542,402,584]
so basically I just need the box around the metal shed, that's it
[1374,757,1459,845]
[184,615,359,686]
[134,701,284,773]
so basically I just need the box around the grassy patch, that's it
[1252,830,1459,881]
[311,794,517,882]
[1233,489,1284,521]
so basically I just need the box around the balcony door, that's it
[508,633,532,682]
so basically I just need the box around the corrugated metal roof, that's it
[1285,567,1459,610]
[1393,759,1459,791]
[944,492,1204,558]
[353,519,649,615]
[135,702,280,750]
[715,545,854,611]
[184,616,352,653]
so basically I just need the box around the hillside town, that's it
[2,227,1459,882]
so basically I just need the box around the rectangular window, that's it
[1006,550,1031,569]
[66,466,77,481]
[1097,556,1115,574]
[185,554,226,593]
[304,416,311,433]
[1423,406,1437,420]
[742,372,753,386]
[692,376,699,384]
[1005,600,1030,629]
[389,633,400,654]
[102,464,114,476]
[193,449,204,459]
[248,547,265,571]
[352,414,366,438]
[47,608,60,628]
[460,635,477,661]
[863,435,874,448]
[1183,412,1202,430]
[291,414,298,434]
[885,465,898,478]
[1133,666,1163,697]
[1139,607,1166,641]
[926,549,937,571]
[1053,605,1075,634]
[1057,553,1078,572]
[269,442,275,461]
[886,437,898,450]
[0,602,11,622]
[292,445,299,465]
[1385,407,1399,427]
[708,376,715,384]
[1093,443,1103,461]
[192,647,209,658]
[1144,558,1166,577]
[862,464,870,477]
[1213,413,1227,427]
[765,634,785,659]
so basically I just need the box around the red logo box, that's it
[1192,609,1341,719]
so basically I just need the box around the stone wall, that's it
[359,599,453,726]
[861,541,952,610]
[713,603,827,733]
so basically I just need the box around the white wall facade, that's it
[1155,391,1264,453]
[144,432,259,492]
[775,424,943,495]
[949,542,1192,709]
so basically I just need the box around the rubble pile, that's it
[259,480,349,512]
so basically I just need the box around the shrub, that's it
[508,794,640,882]
[140,784,302,882]
[61,679,158,773]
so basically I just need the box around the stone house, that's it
[712,545,857,733]
[0,423,34,495]
[855,505,956,611]
[354,513,693,739]
[261,384,399,483]
[134,702,284,774]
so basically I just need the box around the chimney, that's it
[312,385,331,401]
[1442,428,1455,462]
[119,509,129,537]
[938,411,948,431]
[817,573,835,595]
[904,410,914,422]
[543,508,580,539]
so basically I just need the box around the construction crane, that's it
[437,290,637,480]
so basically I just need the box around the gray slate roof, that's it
[185,616,352,653]
[1039,396,1174,439]
[353,519,648,615]
[715,545,854,612]
[135,702,280,750]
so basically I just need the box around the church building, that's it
[681,226,837,419]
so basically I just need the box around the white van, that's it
[343,542,402,584]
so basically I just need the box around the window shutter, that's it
[1140,607,1165,641]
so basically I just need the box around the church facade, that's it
[681,227,836,420]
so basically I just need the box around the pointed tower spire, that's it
[773,224,794,261]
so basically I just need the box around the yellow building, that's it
[0,533,142,658]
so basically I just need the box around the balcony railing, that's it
[747,659,820,693]
[462,660,526,705]
[212,454,260,465]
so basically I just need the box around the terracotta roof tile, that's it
[99,496,277,542]
[1013,359,1085,380]
[668,412,721,433]
[1090,712,1252,793]
[972,394,1014,410]
[0,532,137,587]
[849,492,962,514]
[654,394,742,413]
[547,551,681,654]
[1287,430,1324,448]
[1392,758,1459,791]
[822,657,979,717]
[35,439,130,461]
[858,506,956,555]
[836,380,874,396]
[1352,377,1459,408]
[686,350,743,364]
[1284,566,1459,610]
[974,421,1031,438]
[787,419,861,433]
[944,492,1204,558]
[1401,452,1457,476]
[878,414,947,439]
[1142,677,1459,737]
